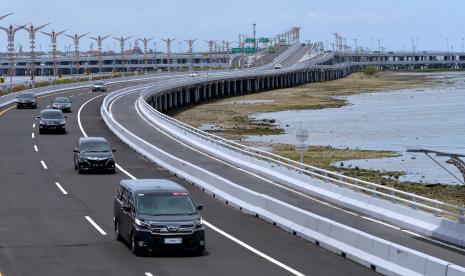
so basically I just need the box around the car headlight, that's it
[194,218,203,228]
[135,218,150,228]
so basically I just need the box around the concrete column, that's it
[208,83,212,98]
[202,84,207,100]
[195,86,200,103]
[163,94,168,111]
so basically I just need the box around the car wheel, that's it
[38,129,43,134]
[194,243,205,256]
[74,162,78,170]
[131,233,141,256]
[77,165,83,174]
[115,221,122,242]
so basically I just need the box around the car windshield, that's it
[95,82,105,85]
[136,192,196,216]
[18,93,34,99]
[42,111,64,119]
[54,97,70,103]
[80,141,111,152]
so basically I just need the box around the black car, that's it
[37,109,67,134]
[51,96,72,113]
[113,179,205,256]
[16,92,37,109]
[73,137,116,174]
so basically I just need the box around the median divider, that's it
[102,86,465,276]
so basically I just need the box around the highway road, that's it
[107,68,465,267]
[1,45,464,276]
[0,78,376,275]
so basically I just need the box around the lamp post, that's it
[65,32,90,77]
[184,39,197,71]
[25,23,49,80]
[1,23,27,81]
[42,29,66,76]
[137,37,154,73]
[161,38,176,72]
[295,126,309,167]
[112,36,132,73]
[90,35,110,75]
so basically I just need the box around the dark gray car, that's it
[16,92,37,109]
[73,137,116,174]
[113,179,205,256]
[51,97,72,113]
[37,109,67,134]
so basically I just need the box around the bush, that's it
[364,65,378,76]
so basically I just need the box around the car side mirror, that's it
[35,116,40,119]
[112,149,116,153]
[196,204,203,210]
[121,204,130,212]
[73,149,79,153]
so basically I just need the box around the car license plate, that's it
[164,238,182,244]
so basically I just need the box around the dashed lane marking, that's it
[85,216,107,235]
[40,160,47,170]
[34,145,38,152]
[55,182,68,195]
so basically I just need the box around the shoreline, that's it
[172,71,465,206]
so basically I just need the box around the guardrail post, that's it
[460,210,464,224]
[372,186,377,198]
[434,202,442,217]
[390,190,396,204]
[411,195,417,210]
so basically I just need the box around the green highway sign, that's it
[244,47,256,54]
[231,48,243,54]
[259,37,270,43]
[245,38,256,43]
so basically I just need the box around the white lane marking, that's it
[32,132,35,139]
[85,216,107,235]
[360,216,400,230]
[34,145,38,152]
[40,161,48,170]
[32,123,35,128]
[204,221,305,276]
[78,96,305,276]
[55,182,68,195]
[145,273,154,276]
[401,229,465,254]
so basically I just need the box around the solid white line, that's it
[40,161,48,170]
[77,94,107,137]
[145,273,154,276]
[55,182,68,195]
[85,216,107,235]
[32,132,35,139]
[34,145,38,152]
[401,229,465,253]
[32,123,35,128]
[360,216,400,230]
[204,221,305,276]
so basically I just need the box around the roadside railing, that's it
[139,88,465,223]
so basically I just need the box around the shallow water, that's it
[247,72,465,185]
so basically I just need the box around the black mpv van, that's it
[113,179,205,255]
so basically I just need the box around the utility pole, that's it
[90,35,110,74]
[65,32,89,76]
[137,37,154,73]
[161,38,176,71]
[42,29,66,76]
[25,23,49,80]
[1,23,26,79]
[112,36,132,72]
[184,39,197,71]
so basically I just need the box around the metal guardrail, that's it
[138,81,465,223]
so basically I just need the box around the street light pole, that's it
[42,29,66,76]
[90,35,110,75]
[65,32,90,77]
[26,23,49,80]
[1,23,27,81]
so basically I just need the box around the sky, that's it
[1,0,464,53]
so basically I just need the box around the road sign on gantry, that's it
[244,47,256,54]
[245,38,256,43]
[259,37,270,43]
[231,48,243,54]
